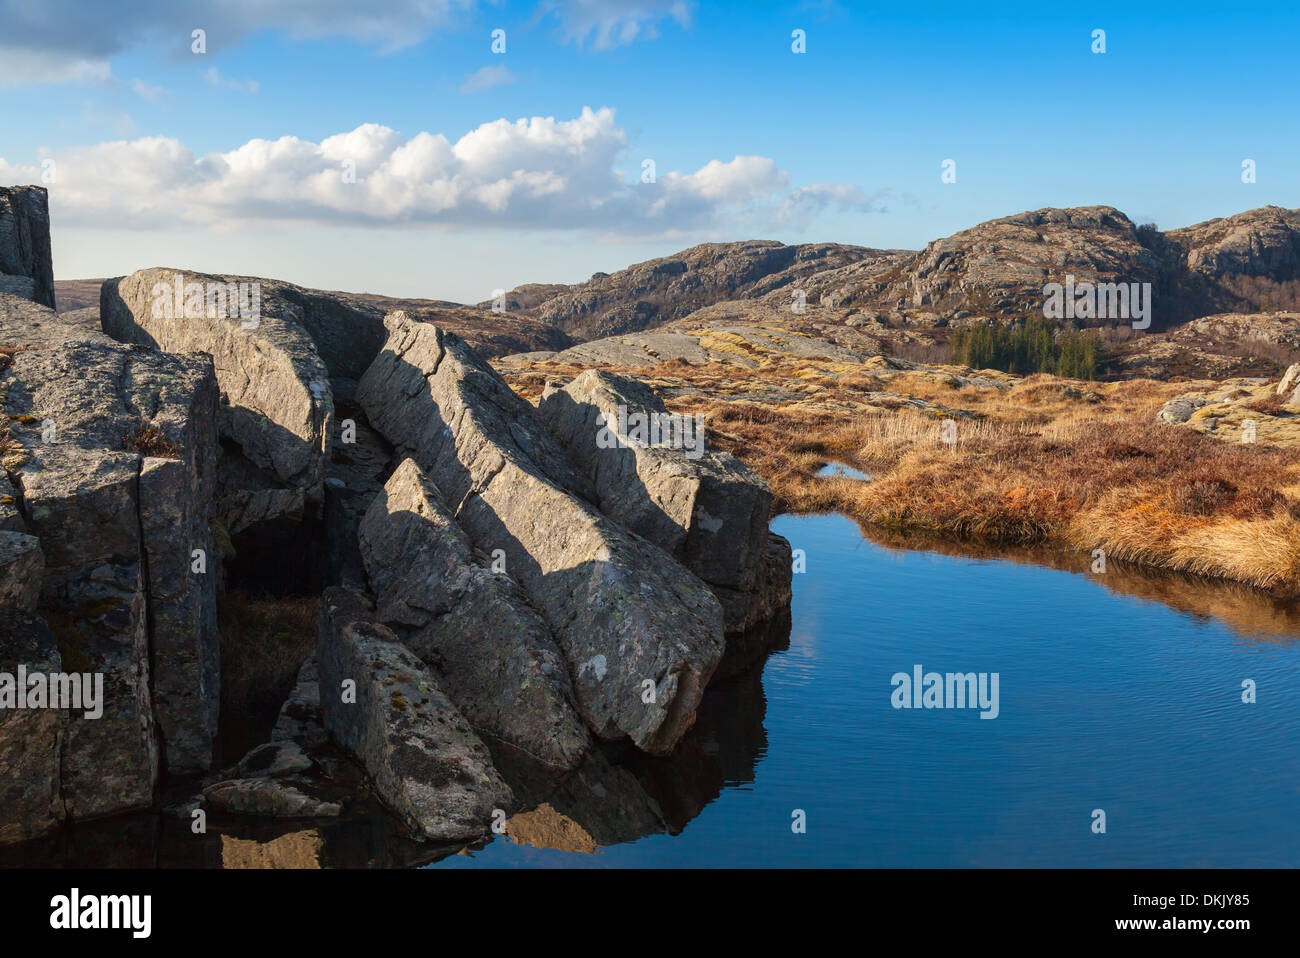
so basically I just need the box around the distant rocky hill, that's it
[489,240,901,341]
[491,206,1300,344]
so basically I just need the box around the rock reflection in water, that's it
[485,609,791,854]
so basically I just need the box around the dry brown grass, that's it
[122,422,182,458]
[667,370,1300,597]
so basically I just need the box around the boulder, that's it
[359,458,590,769]
[538,369,774,619]
[0,610,64,845]
[101,269,335,529]
[356,314,725,754]
[0,187,55,309]
[0,530,42,611]
[1277,363,1300,398]
[202,778,341,818]
[1157,396,1210,425]
[316,587,511,842]
[1,335,221,792]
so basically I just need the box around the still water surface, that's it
[443,513,1300,867]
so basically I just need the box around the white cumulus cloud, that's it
[0,107,880,235]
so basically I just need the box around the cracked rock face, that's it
[1,334,221,796]
[357,313,726,755]
[0,187,55,310]
[0,530,43,611]
[359,457,590,770]
[316,587,511,843]
[0,611,64,844]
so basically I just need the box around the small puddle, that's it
[816,462,871,480]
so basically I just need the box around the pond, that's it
[7,513,1296,868]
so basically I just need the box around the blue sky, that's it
[1,1,1296,301]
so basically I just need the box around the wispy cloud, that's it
[129,77,168,102]
[0,107,880,236]
[536,0,695,50]
[204,68,260,94]
[460,65,517,93]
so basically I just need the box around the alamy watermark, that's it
[596,404,705,460]
[891,664,1000,719]
[0,667,104,719]
[150,271,262,329]
[1043,274,1151,330]
[50,888,150,938]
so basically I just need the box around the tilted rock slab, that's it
[359,457,590,769]
[101,268,334,528]
[1,336,221,792]
[538,369,775,630]
[356,313,726,754]
[317,587,511,842]
[0,186,55,309]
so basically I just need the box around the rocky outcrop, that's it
[538,369,781,631]
[0,187,55,309]
[505,321,869,369]
[1157,377,1300,447]
[883,206,1164,319]
[1,329,222,789]
[1170,206,1300,284]
[358,458,590,769]
[316,587,511,842]
[356,313,725,754]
